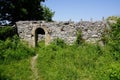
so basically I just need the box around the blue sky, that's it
[43,0,120,22]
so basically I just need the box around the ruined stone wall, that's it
[16,20,109,47]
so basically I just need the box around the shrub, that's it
[0,35,35,62]
[51,38,67,48]
[101,18,120,60]
[0,26,17,40]
[75,29,84,46]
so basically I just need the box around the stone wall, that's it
[16,20,109,47]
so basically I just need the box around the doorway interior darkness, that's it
[35,28,45,46]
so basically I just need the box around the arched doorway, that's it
[35,28,45,46]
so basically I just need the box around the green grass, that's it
[0,59,34,80]
[0,35,35,80]
[37,40,120,80]
[0,35,35,61]
[1,38,120,80]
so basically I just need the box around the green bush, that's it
[75,29,84,46]
[101,18,120,59]
[0,26,17,40]
[0,35,35,62]
[51,38,67,48]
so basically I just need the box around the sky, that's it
[42,0,120,22]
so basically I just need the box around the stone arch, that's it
[31,25,51,47]
[35,27,45,46]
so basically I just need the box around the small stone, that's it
[92,35,98,38]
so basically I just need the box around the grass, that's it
[36,40,120,80]
[0,59,34,80]
[0,35,35,80]
[0,38,120,80]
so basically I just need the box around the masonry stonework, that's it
[16,20,109,47]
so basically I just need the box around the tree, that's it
[0,0,54,25]
[42,5,55,21]
[107,16,118,21]
[106,16,119,24]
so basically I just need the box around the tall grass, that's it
[0,35,35,80]
[37,38,120,80]
[0,59,34,80]
[0,35,35,62]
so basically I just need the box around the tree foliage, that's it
[0,0,54,25]
[102,17,120,61]
[107,16,118,21]
[42,5,55,22]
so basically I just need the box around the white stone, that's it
[92,35,98,38]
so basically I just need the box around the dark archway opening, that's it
[35,28,45,47]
